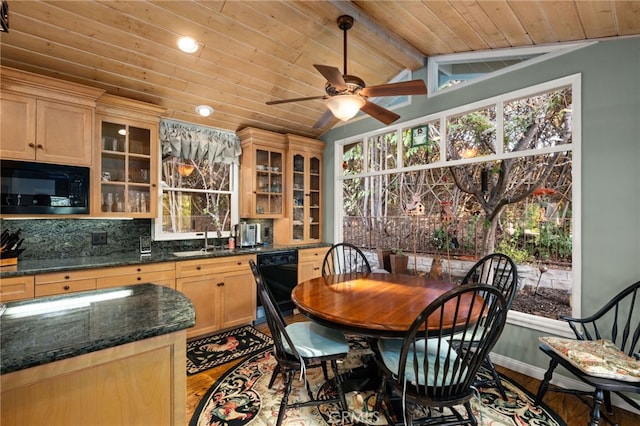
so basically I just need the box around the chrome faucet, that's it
[203,224,223,251]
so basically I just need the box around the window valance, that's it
[160,119,242,164]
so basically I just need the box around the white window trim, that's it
[427,42,594,96]
[152,163,239,241]
[334,74,581,335]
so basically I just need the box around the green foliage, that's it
[496,240,532,264]
[431,226,447,250]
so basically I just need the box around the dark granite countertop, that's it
[0,243,330,278]
[0,283,195,374]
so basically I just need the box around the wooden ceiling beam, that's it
[328,0,426,70]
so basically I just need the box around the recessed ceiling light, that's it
[177,36,199,53]
[195,105,214,117]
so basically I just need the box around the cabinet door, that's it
[96,118,157,217]
[298,260,322,284]
[176,275,222,338]
[0,275,34,302]
[36,100,93,166]
[220,269,256,329]
[252,147,285,217]
[297,247,329,283]
[285,150,322,244]
[0,92,37,160]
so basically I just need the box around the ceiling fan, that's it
[266,15,428,129]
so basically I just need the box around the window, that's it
[427,43,591,95]
[153,120,241,241]
[335,74,579,335]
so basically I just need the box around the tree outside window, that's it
[338,75,577,324]
[154,120,241,241]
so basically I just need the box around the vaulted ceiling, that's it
[2,1,639,138]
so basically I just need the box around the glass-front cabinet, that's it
[274,134,324,244]
[94,95,164,217]
[238,127,286,218]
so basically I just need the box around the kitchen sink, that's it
[172,250,211,257]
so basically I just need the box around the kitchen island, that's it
[0,283,195,425]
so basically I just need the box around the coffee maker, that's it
[234,223,262,247]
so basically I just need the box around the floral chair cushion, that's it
[539,336,640,382]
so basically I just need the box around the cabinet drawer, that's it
[36,269,100,285]
[297,247,329,262]
[0,275,35,302]
[176,254,255,278]
[98,263,175,278]
[35,278,96,297]
[96,270,176,289]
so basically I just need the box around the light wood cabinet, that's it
[238,127,286,218]
[33,262,175,298]
[94,94,165,218]
[94,262,175,289]
[1,331,186,426]
[274,134,324,244]
[0,66,103,166]
[176,254,256,338]
[35,269,97,297]
[0,275,34,302]
[297,247,330,283]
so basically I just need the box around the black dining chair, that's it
[372,284,508,425]
[535,280,640,426]
[456,252,518,400]
[322,242,371,276]
[248,260,349,426]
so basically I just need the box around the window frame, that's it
[333,74,581,336]
[427,42,592,96]
[152,160,240,241]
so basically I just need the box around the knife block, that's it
[0,257,17,267]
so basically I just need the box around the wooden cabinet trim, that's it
[0,276,35,302]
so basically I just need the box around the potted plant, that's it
[390,249,408,274]
[376,248,393,272]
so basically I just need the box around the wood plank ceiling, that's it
[1,1,639,138]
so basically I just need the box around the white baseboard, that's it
[490,352,640,415]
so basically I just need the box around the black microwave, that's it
[1,160,90,215]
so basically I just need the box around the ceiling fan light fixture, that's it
[195,105,214,117]
[326,95,365,121]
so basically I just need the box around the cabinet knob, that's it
[305,193,310,196]
[28,143,35,148]
[64,275,70,280]
[313,267,319,271]
[237,261,242,265]
[64,285,70,291]
[137,268,142,272]
[217,282,224,287]
[196,266,201,270]
[37,144,44,149]
[137,277,141,281]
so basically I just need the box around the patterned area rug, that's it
[186,325,273,375]
[190,339,567,425]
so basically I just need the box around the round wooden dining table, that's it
[291,272,484,338]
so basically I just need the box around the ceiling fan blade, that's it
[313,64,347,91]
[313,109,337,129]
[266,95,327,105]
[360,100,401,125]
[360,80,428,98]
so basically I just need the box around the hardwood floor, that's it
[186,316,639,425]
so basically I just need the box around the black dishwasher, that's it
[255,250,298,323]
